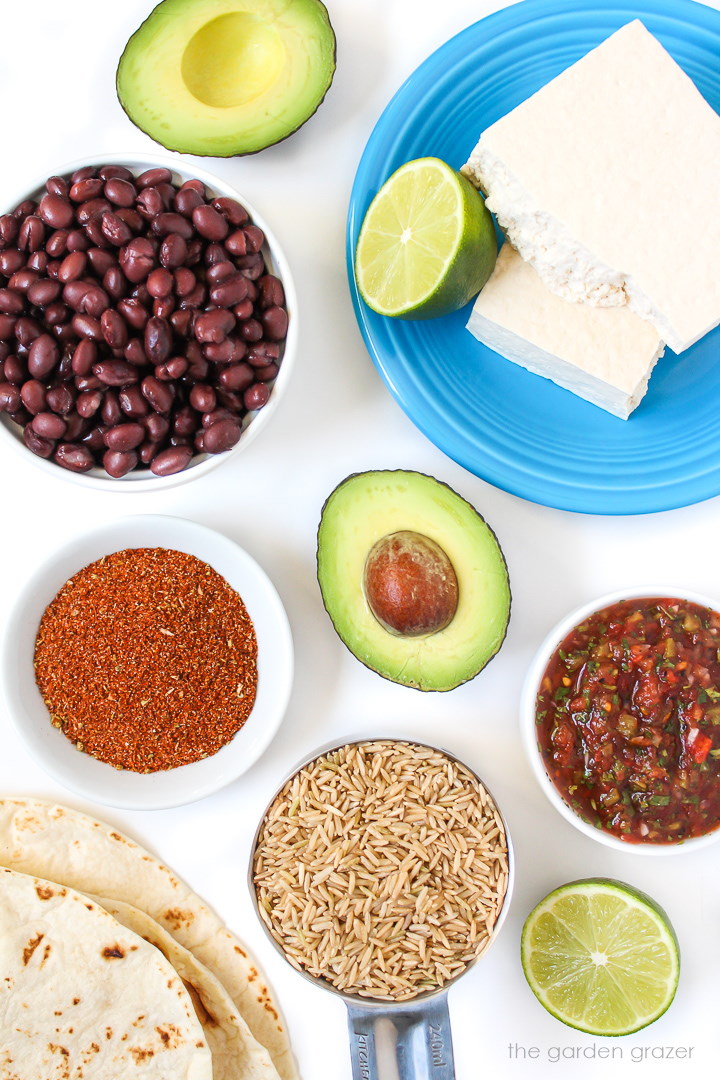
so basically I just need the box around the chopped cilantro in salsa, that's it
[536,598,720,844]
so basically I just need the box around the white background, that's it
[0,1,719,1078]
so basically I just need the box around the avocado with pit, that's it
[316,470,511,691]
[116,0,336,156]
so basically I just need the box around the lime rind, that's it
[521,879,680,1036]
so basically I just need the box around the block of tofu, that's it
[466,244,665,419]
[462,20,720,354]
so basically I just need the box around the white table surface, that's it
[0,1,718,1078]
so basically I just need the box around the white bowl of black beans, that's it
[0,153,297,488]
[520,587,720,855]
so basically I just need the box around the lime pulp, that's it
[521,878,680,1036]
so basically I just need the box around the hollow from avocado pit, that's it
[181,13,285,109]
[363,530,459,637]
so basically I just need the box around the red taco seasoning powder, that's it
[34,548,258,772]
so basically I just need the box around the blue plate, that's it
[347,0,720,515]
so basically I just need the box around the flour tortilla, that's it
[0,798,295,1080]
[92,896,278,1080]
[0,866,212,1080]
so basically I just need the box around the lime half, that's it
[354,156,497,320]
[521,879,680,1036]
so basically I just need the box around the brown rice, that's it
[252,740,509,1002]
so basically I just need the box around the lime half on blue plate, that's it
[347,0,720,515]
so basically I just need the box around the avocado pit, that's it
[363,530,459,637]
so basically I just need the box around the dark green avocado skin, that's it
[316,468,512,692]
[116,0,337,158]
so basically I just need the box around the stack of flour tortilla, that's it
[0,798,296,1080]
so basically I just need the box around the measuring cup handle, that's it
[347,1005,380,1080]
[395,994,456,1080]
[346,994,456,1080]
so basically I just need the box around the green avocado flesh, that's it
[317,470,511,692]
[116,0,336,156]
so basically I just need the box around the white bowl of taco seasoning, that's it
[1,514,293,809]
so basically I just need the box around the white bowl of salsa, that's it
[520,587,720,854]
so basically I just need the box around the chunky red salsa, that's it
[536,597,720,844]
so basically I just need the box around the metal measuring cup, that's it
[249,737,515,1080]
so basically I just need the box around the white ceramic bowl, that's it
[520,586,720,855]
[1,514,294,809]
[0,152,298,491]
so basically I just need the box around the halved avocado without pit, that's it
[317,470,511,691]
[117,0,336,156]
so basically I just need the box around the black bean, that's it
[173,404,199,437]
[218,363,254,392]
[66,229,89,253]
[244,382,270,411]
[189,383,216,413]
[100,309,128,350]
[28,334,59,378]
[119,237,156,282]
[54,442,95,472]
[23,425,55,457]
[27,279,61,306]
[0,289,25,315]
[141,374,174,414]
[0,214,19,247]
[0,250,25,276]
[93,360,140,386]
[104,178,137,207]
[153,212,193,240]
[71,313,103,341]
[136,167,172,190]
[70,178,105,202]
[147,267,173,298]
[211,273,249,308]
[262,305,289,341]
[103,448,138,477]
[212,197,249,227]
[150,445,193,475]
[98,164,134,182]
[192,204,229,241]
[0,382,21,413]
[203,418,242,454]
[46,385,75,415]
[8,269,38,292]
[136,186,165,219]
[155,357,187,381]
[142,412,169,442]
[103,422,145,452]
[101,212,132,247]
[194,308,234,344]
[32,411,67,439]
[174,186,204,218]
[87,247,117,276]
[117,298,149,332]
[144,316,172,364]
[124,338,148,367]
[77,389,103,418]
[57,251,87,283]
[118,385,150,419]
[4,355,26,384]
[38,194,74,230]
[101,390,123,427]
